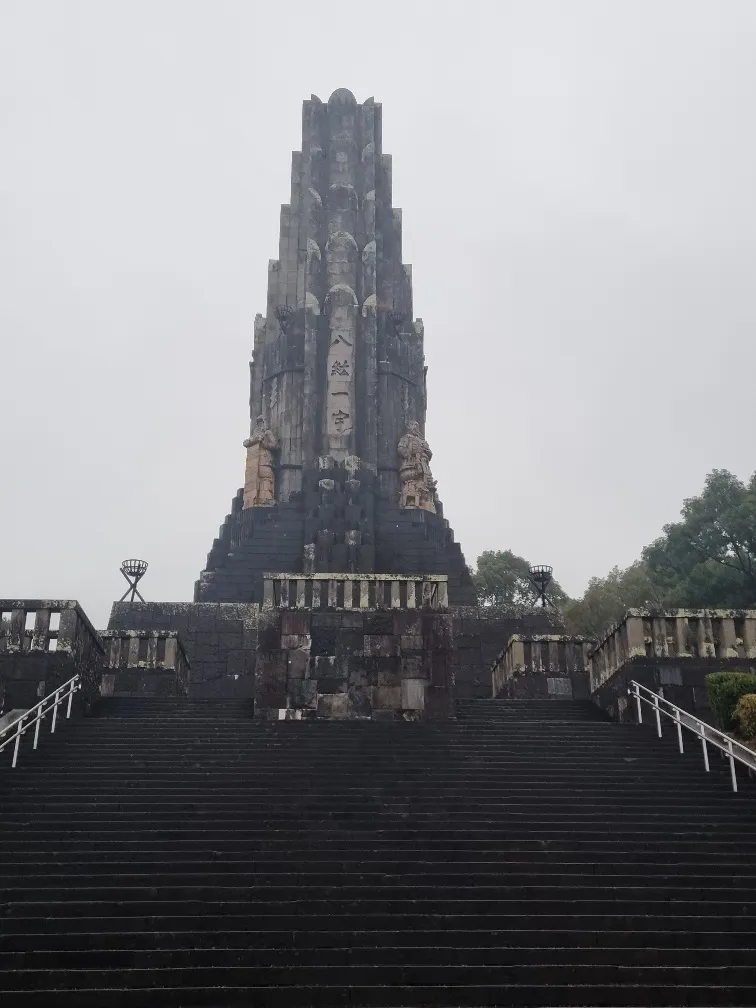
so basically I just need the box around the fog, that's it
[2,0,755,626]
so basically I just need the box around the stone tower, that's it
[196,90,475,606]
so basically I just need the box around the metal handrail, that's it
[628,679,756,792]
[0,675,81,768]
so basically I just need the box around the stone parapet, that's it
[589,608,756,694]
[262,573,449,611]
[491,634,593,700]
[0,600,105,713]
[99,630,190,698]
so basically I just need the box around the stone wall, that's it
[256,604,454,721]
[451,605,567,699]
[589,656,756,725]
[107,602,257,699]
[0,600,104,714]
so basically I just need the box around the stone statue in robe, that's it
[242,416,278,508]
[398,421,437,513]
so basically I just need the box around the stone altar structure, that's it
[194,89,475,607]
[255,573,453,721]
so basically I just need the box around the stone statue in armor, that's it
[243,416,278,508]
[398,421,437,513]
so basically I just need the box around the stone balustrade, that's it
[262,573,449,611]
[99,630,190,697]
[588,608,756,694]
[0,600,105,711]
[491,634,593,700]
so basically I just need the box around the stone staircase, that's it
[1,696,756,1004]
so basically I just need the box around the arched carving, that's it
[327,183,358,210]
[302,292,320,315]
[328,88,357,107]
[361,293,377,317]
[326,231,358,253]
[325,233,357,291]
[325,283,358,308]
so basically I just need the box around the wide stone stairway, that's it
[1,696,756,1005]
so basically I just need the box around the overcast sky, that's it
[2,0,756,627]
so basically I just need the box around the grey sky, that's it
[2,0,756,627]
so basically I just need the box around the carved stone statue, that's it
[242,416,278,508]
[398,421,437,513]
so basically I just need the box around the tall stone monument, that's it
[196,89,475,606]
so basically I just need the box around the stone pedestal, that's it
[255,574,454,721]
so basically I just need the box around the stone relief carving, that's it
[242,416,278,508]
[398,421,437,513]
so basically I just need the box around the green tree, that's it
[472,550,567,607]
[562,561,665,638]
[643,469,756,608]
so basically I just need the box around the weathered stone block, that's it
[287,648,309,679]
[401,678,426,711]
[340,612,364,630]
[289,679,317,708]
[373,685,401,710]
[311,627,338,655]
[375,656,400,685]
[393,612,422,637]
[312,654,336,677]
[335,630,363,656]
[348,686,371,718]
[547,676,572,696]
[317,693,353,719]
[400,656,427,679]
[254,652,287,710]
[311,612,340,628]
[347,661,370,687]
[281,634,310,650]
[363,635,398,657]
[371,708,399,722]
[399,636,423,654]
[318,668,348,691]
[363,613,393,635]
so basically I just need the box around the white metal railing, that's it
[628,679,756,792]
[0,675,81,768]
